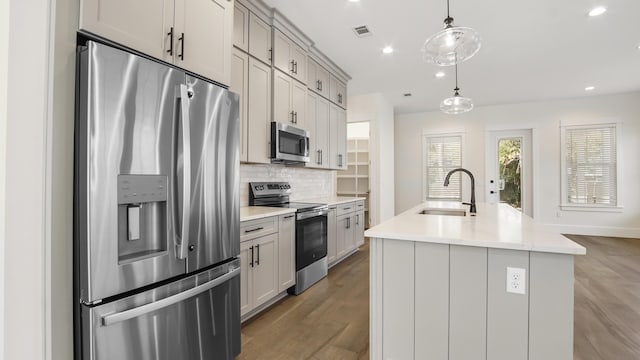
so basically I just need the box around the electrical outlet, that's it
[506,267,526,295]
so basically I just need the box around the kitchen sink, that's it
[418,209,466,216]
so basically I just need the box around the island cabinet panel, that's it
[449,245,487,360]
[487,249,529,360]
[414,242,449,360]
[381,239,415,360]
[529,252,574,360]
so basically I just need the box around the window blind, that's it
[425,135,462,200]
[565,125,617,206]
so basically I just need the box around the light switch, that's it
[128,205,141,241]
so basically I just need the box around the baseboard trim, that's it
[543,224,640,239]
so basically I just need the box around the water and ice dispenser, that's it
[117,175,168,263]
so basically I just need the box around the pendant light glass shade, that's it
[422,0,482,66]
[440,90,474,114]
[440,64,473,115]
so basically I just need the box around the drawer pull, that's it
[244,227,264,233]
[343,207,351,211]
[283,215,294,219]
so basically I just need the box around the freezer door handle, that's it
[101,266,240,326]
[177,84,192,259]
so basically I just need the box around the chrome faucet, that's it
[443,168,477,216]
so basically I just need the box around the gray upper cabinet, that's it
[307,58,330,99]
[330,74,347,109]
[233,3,249,52]
[273,69,307,130]
[273,28,307,85]
[248,12,272,65]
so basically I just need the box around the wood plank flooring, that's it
[567,234,640,360]
[237,236,640,360]
[237,242,370,360]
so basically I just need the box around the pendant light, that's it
[440,63,473,114]
[422,0,481,66]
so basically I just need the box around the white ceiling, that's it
[262,0,640,114]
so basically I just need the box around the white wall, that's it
[4,0,53,358]
[0,0,9,356]
[395,92,640,238]
[240,164,335,205]
[348,93,395,225]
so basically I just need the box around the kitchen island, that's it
[365,202,585,360]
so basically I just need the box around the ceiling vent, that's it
[353,25,372,38]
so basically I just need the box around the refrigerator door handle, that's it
[177,84,192,259]
[101,266,240,326]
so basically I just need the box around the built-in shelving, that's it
[337,137,370,228]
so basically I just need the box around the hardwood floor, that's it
[568,235,640,360]
[237,242,370,360]
[237,236,640,359]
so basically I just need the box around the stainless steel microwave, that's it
[271,122,310,164]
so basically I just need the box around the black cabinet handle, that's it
[167,27,174,55]
[317,80,321,91]
[255,244,260,265]
[294,61,298,74]
[244,227,263,233]
[294,111,298,124]
[268,48,272,62]
[490,191,495,194]
[249,246,254,267]
[356,214,359,225]
[283,214,294,219]
[290,60,295,73]
[178,33,185,60]
[319,80,323,91]
[290,111,295,123]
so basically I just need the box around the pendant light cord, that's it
[454,57,459,92]
[447,0,450,18]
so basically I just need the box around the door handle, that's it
[290,60,295,73]
[101,266,240,326]
[244,227,263,233]
[167,27,174,56]
[317,150,321,165]
[177,84,192,260]
[178,33,185,60]
[268,48,272,62]
[255,244,260,265]
[291,111,295,123]
[249,246,254,267]
[356,214,359,225]
[294,61,298,74]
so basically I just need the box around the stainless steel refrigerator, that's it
[74,40,240,360]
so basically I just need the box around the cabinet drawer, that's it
[241,216,278,242]
[355,200,365,210]
[336,202,356,217]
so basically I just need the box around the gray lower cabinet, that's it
[370,238,576,360]
[329,200,365,267]
[240,214,296,319]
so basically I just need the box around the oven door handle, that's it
[296,208,329,220]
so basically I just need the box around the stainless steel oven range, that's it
[249,182,328,295]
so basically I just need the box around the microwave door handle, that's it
[177,84,192,260]
[101,266,240,326]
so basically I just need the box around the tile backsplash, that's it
[240,164,336,206]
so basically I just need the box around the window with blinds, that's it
[564,124,617,206]
[424,134,462,200]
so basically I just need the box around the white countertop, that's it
[364,202,586,255]
[240,206,296,222]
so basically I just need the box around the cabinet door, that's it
[174,0,233,86]
[307,59,319,93]
[336,214,349,258]
[336,107,347,170]
[273,69,294,125]
[329,104,340,169]
[278,214,296,292]
[290,43,307,85]
[329,74,347,108]
[230,48,249,162]
[317,65,330,99]
[252,233,278,308]
[327,207,337,264]
[248,12,272,65]
[316,97,331,168]
[247,57,271,164]
[273,29,292,75]
[233,2,249,51]
[80,0,174,62]
[306,92,320,168]
[240,241,254,317]
[292,80,307,130]
[355,210,365,247]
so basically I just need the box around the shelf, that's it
[337,175,369,179]
[347,162,369,166]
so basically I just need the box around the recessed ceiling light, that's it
[382,46,394,54]
[585,86,595,91]
[588,6,607,17]
[435,71,445,78]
